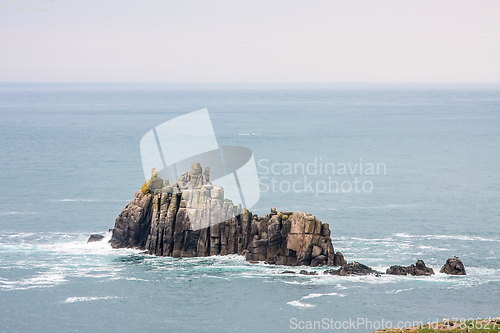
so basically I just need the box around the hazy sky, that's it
[1,0,499,82]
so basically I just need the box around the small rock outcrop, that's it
[333,251,347,266]
[87,234,104,243]
[110,163,341,267]
[440,257,466,275]
[279,270,318,275]
[386,260,435,276]
[324,262,380,276]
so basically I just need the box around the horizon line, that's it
[1,81,500,84]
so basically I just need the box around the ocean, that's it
[0,83,499,332]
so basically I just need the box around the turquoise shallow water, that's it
[0,84,499,332]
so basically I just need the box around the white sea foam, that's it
[418,245,448,251]
[0,232,129,259]
[288,292,346,308]
[30,230,140,258]
[1,229,499,293]
[0,211,39,215]
[287,300,315,308]
[124,277,149,282]
[201,274,231,280]
[386,287,415,294]
[5,232,36,238]
[63,296,121,303]
[393,233,499,242]
[335,283,349,290]
[334,236,395,242]
[302,292,345,299]
[0,272,67,291]
[0,231,145,289]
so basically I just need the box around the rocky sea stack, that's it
[109,163,346,267]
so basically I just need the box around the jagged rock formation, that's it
[324,262,380,276]
[440,257,466,275]
[243,210,338,266]
[386,260,435,276]
[110,163,343,267]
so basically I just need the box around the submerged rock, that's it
[386,260,435,276]
[440,257,466,275]
[280,270,295,274]
[324,262,380,276]
[279,270,318,275]
[87,234,104,243]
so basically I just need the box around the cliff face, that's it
[110,163,344,267]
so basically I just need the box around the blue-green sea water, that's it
[1,83,499,332]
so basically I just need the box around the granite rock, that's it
[386,260,435,276]
[440,257,466,275]
[324,262,380,276]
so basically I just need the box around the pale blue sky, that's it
[1,0,499,82]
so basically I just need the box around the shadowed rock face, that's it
[333,251,347,267]
[440,257,466,275]
[386,260,435,276]
[110,191,154,249]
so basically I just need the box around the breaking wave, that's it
[393,233,499,243]
[0,211,39,215]
[63,296,121,303]
[288,292,346,308]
